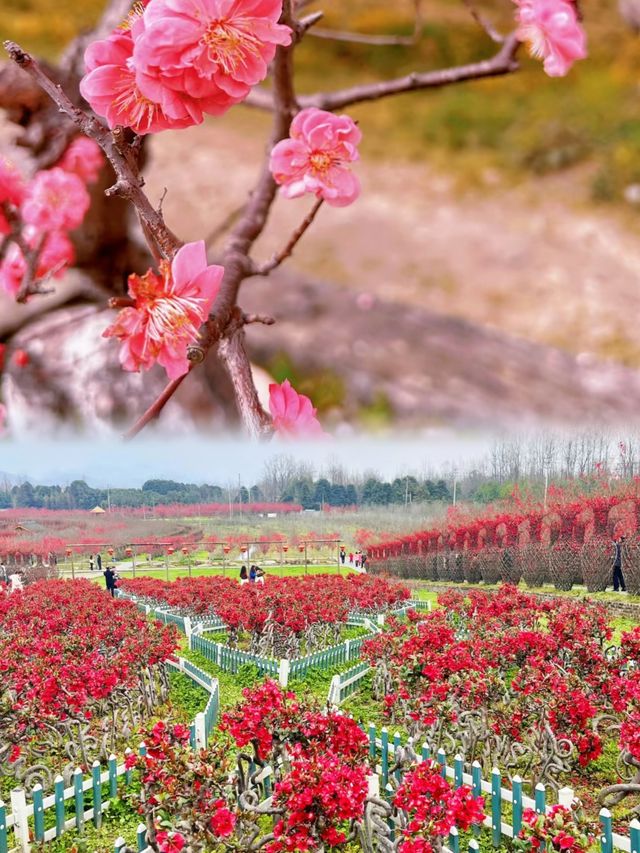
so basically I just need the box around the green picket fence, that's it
[366,725,640,853]
[190,633,279,678]
[328,661,371,705]
[0,659,218,853]
[288,632,377,681]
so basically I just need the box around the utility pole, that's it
[452,474,457,506]
[543,469,549,511]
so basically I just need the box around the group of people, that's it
[339,547,367,570]
[239,564,265,585]
[89,553,103,572]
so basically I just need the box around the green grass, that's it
[79,563,355,584]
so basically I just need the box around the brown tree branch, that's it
[462,0,505,44]
[300,33,521,111]
[123,370,191,440]
[255,197,323,275]
[3,41,181,261]
[217,317,273,439]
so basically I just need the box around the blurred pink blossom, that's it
[269,379,326,438]
[0,157,26,234]
[270,108,362,207]
[514,0,587,77]
[21,168,90,232]
[58,137,104,184]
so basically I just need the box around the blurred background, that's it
[2,0,640,434]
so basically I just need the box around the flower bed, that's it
[120,574,409,658]
[360,585,640,813]
[0,579,178,790]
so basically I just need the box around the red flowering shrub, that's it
[363,587,633,788]
[515,805,597,853]
[0,579,178,783]
[394,760,485,852]
[121,573,409,655]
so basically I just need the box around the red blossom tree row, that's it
[369,491,640,559]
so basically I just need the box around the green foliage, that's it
[167,670,209,721]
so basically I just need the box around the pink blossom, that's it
[36,230,75,278]
[0,157,26,234]
[0,244,26,297]
[155,831,186,853]
[270,108,362,207]
[58,137,104,184]
[21,168,90,233]
[268,379,326,438]
[80,29,196,134]
[0,403,7,437]
[133,0,292,115]
[514,0,587,77]
[103,240,223,380]
[210,801,237,837]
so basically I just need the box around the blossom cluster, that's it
[80,0,292,134]
[394,760,485,853]
[0,138,102,299]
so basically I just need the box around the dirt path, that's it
[146,114,640,367]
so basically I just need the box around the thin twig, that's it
[462,0,504,44]
[243,313,276,326]
[301,33,521,111]
[123,371,191,440]
[255,198,324,275]
[3,41,181,261]
[308,28,418,45]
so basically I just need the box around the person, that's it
[348,552,354,565]
[239,565,248,585]
[8,570,24,593]
[96,553,102,572]
[612,535,627,592]
[249,565,257,583]
[255,565,265,585]
[89,554,95,571]
[361,554,368,572]
[104,565,116,597]
[339,546,346,565]
[0,562,7,584]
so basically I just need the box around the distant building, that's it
[89,506,106,514]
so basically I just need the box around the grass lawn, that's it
[70,562,355,582]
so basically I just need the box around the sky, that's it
[0,431,496,487]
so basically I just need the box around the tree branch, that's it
[255,198,323,275]
[123,371,191,440]
[3,41,182,261]
[300,33,521,111]
[217,315,272,440]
